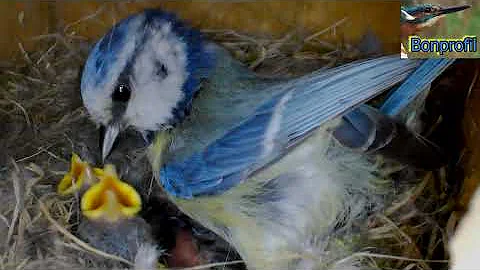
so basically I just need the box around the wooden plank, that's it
[0,1,400,62]
[0,2,52,61]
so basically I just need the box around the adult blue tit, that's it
[80,9,451,269]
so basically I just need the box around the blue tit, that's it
[80,9,451,269]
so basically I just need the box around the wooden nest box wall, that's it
[0,1,400,62]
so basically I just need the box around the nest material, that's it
[0,6,471,270]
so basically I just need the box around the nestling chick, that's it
[58,156,158,267]
[78,164,157,264]
[77,217,156,265]
[57,153,97,195]
[81,164,141,222]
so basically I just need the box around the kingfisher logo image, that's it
[400,2,478,58]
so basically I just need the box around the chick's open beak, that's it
[57,153,97,195]
[81,164,141,222]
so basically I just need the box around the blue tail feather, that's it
[334,59,454,168]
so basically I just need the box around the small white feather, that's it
[134,243,161,270]
[401,43,408,59]
[450,188,480,270]
[262,91,293,158]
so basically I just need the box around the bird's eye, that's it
[424,7,435,13]
[112,83,131,102]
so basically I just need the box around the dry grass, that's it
[0,5,469,270]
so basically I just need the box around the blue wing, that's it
[332,59,453,168]
[380,58,455,116]
[160,57,420,198]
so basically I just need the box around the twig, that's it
[465,64,479,105]
[63,5,107,34]
[179,260,244,270]
[7,99,31,127]
[5,160,24,250]
[304,17,348,42]
[15,145,55,163]
[334,251,448,267]
[353,252,448,263]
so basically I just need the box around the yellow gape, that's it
[57,153,96,195]
[81,164,141,222]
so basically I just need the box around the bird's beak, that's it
[101,123,121,162]
[437,5,471,16]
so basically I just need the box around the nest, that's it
[0,6,474,270]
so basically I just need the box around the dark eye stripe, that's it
[156,61,168,78]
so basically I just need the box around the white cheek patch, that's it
[83,14,147,126]
[83,91,111,126]
[126,22,189,131]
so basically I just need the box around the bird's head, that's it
[401,4,470,28]
[80,9,214,161]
